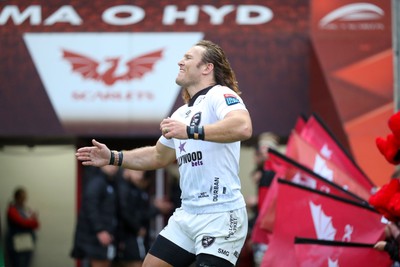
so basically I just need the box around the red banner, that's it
[253,148,367,241]
[294,237,392,267]
[293,114,307,134]
[268,148,366,203]
[309,0,393,187]
[0,1,311,137]
[251,172,278,244]
[299,114,375,191]
[261,179,386,267]
[286,130,371,200]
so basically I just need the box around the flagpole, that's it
[393,0,400,177]
[394,0,400,112]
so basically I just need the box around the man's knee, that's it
[196,253,233,267]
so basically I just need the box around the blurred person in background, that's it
[6,187,40,267]
[70,165,121,267]
[113,169,173,267]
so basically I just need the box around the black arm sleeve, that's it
[384,239,400,262]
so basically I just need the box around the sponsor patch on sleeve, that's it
[224,94,240,106]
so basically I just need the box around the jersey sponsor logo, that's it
[225,211,238,240]
[233,251,239,258]
[196,95,206,104]
[218,248,230,256]
[190,111,202,126]
[198,192,210,199]
[178,141,186,153]
[177,151,203,167]
[224,94,240,106]
[201,236,215,248]
[212,177,219,202]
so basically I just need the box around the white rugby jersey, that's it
[159,85,247,214]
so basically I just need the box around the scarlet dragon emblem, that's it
[62,48,164,86]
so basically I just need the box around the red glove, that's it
[369,179,400,221]
[376,133,400,165]
[388,192,400,220]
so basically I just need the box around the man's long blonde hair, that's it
[182,40,241,104]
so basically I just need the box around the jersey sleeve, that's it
[209,86,247,120]
[159,135,174,149]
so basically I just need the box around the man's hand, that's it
[160,117,188,140]
[154,198,174,215]
[374,241,387,251]
[96,230,113,246]
[76,139,111,167]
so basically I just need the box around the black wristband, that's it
[117,151,123,166]
[186,125,205,140]
[198,126,205,140]
[187,126,195,139]
[109,150,115,165]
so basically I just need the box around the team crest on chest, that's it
[190,112,202,126]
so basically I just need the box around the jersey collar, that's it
[188,85,216,107]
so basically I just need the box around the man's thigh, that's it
[145,235,196,267]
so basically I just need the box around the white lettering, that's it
[163,5,199,25]
[201,5,235,25]
[0,4,273,26]
[236,5,273,25]
[0,5,41,25]
[102,5,145,25]
[44,6,82,25]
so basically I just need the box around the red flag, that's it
[293,114,308,133]
[251,172,279,244]
[299,114,375,191]
[268,148,366,203]
[294,237,393,267]
[261,179,386,267]
[254,149,367,237]
[285,130,371,200]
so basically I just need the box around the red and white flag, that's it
[253,149,367,241]
[268,148,366,203]
[285,130,371,200]
[299,114,375,191]
[294,237,392,267]
[261,179,386,267]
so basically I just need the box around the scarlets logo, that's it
[62,49,163,86]
[23,32,203,125]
